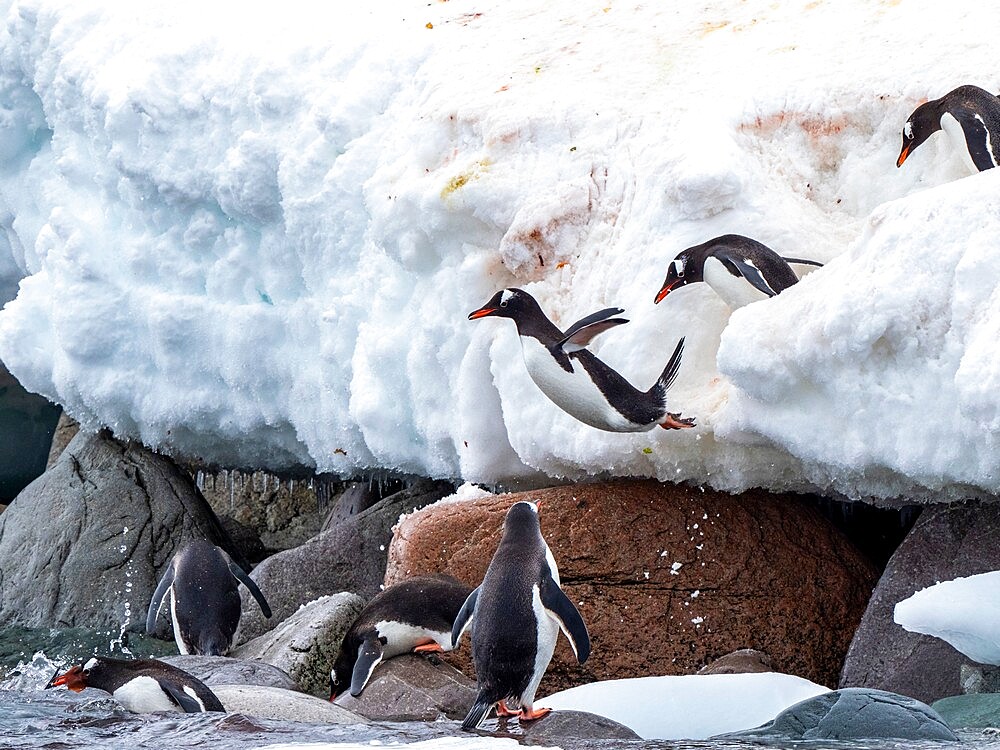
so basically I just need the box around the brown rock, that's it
[386,479,877,695]
[334,654,477,721]
[698,648,774,675]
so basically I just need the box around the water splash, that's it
[0,651,68,691]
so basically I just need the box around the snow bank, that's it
[0,0,997,500]
[541,672,829,740]
[895,571,1000,665]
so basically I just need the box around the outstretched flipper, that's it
[451,585,479,648]
[146,563,176,634]
[227,560,272,618]
[781,256,823,267]
[160,680,206,713]
[350,636,385,697]
[954,106,1000,170]
[556,307,629,353]
[539,574,590,663]
[717,251,779,297]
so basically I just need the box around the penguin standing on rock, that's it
[452,501,590,730]
[469,288,695,432]
[146,539,271,656]
[897,85,1000,173]
[46,656,225,713]
[329,574,473,699]
[654,234,822,310]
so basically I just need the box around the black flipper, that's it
[539,573,590,663]
[451,585,479,648]
[159,679,206,713]
[227,560,272,618]
[556,308,628,352]
[716,250,778,297]
[648,336,685,399]
[781,256,823,267]
[145,563,176,634]
[461,692,494,731]
[954,107,999,170]
[350,636,384,697]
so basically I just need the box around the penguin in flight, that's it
[654,234,822,310]
[329,574,473,699]
[897,85,1000,172]
[146,539,271,656]
[469,288,695,432]
[46,656,225,713]
[452,500,590,730]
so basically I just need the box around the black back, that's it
[85,656,225,712]
[330,574,472,690]
[172,540,241,655]
[662,234,799,296]
[471,502,549,705]
[900,85,1000,168]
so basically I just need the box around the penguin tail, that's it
[461,695,495,731]
[649,336,685,402]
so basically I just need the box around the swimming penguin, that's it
[46,656,225,713]
[897,85,1000,172]
[146,539,271,656]
[329,574,473,699]
[469,288,695,432]
[452,500,590,730]
[654,234,822,310]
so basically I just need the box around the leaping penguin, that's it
[146,539,271,656]
[469,288,695,432]
[654,234,822,310]
[329,574,472,699]
[46,656,225,713]
[453,500,590,729]
[897,85,1000,172]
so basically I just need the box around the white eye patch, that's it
[672,259,685,276]
[904,121,913,140]
[500,289,515,305]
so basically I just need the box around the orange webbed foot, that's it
[660,412,696,429]
[519,706,552,721]
[496,700,519,717]
[412,642,445,654]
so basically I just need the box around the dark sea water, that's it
[2,629,1000,750]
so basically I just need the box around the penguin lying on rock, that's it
[329,574,472,699]
[469,288,694,432]
[46,656,225,713]
[146,539,271,656]
[453,500,590,730]
[655,234,822,310]
[897,85,1000,172]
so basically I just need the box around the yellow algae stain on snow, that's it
[441,159,492,199]
[699,20,731,36]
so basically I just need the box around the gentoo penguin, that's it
[452,501,589,729]
[469,288,695,432]
[146,539,271,656]
[654,234,822,309]
[329,574,473,699]
[46,656,225,713]
[897,85,1000,172]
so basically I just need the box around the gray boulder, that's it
[517,710,642,742]
[932,693,1000,729]
[334,654,476,721]
[698,648,774,675]
[160,655,299,691]
[232,592,364,698]
[0,430,240,629]
[715,688,957,742]
[236,479,453,643]
[841,502,1000,703]
[213,684,369,724]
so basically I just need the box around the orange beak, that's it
[468,307,497,320]
[896,145,911,168]
[47,665,86,692]
[654,282,677,304]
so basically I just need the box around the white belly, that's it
[520,336,649,432]
[169,588,191,655]
[113,676,184,713]
[940,112,983,175]
[374,620,453,657]
[703,257,771,309]
[521,583,560,709]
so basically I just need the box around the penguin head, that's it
[897,100,941,168]
[468,288,536,321]
[329,649,354,701]
[503,500,542,536]
[655,248,705,303]
[46,657,101,693]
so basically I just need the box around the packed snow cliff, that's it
[0,0,997,502]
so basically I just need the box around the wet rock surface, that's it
[932,692,1000,730]
[841,501,1000,703]
[714,687,957,741]
[334,654,476,721]
[237,478,453,642]
[160,655,300,691]
[214,683,370,723]
[0,430,240,629]
[387,479,877,694]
